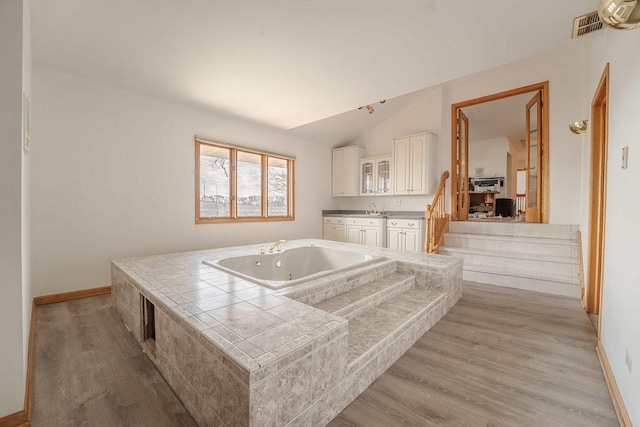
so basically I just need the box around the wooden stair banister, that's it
[424,171,450,253]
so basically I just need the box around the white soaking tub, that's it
[203,245,381,289]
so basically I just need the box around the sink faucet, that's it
[268,240,287,253]
[367,202,378,215]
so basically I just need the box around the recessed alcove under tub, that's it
[111,239,462,426]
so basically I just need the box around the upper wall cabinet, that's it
[360,155,392,196]
[393,132,438,195]
[332,146,365,197]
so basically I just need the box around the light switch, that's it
[622,146,629,169]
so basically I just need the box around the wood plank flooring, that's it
[32,295,196,426]
[329,282,618,427]
[31,283,617,426]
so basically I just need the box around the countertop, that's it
[322,210,425,220]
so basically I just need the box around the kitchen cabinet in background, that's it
[393,132,438,195]
[386,218,425,252]
[332,146,364,197]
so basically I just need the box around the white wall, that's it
[440,43,587,224]
[31,67,334,296]
[0,0,28,417]
[336,87,442,212]
[469,137,508,179]
[583,28,640,424]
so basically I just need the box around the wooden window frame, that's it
[195,139,295,224]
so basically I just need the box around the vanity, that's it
[322,210,425,252]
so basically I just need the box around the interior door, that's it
[456,110,469,220]
[525,92,543,223]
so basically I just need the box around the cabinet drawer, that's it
[324,216,345,225]
[386,218,423,229]
[347,217,384,227]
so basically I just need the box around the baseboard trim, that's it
[596,340,632,426]
[34,286,111,305]
[0,410,28,427]
[1,286,111,426]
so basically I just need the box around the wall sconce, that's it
[569,120,588,135]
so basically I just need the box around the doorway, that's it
[451,82,550,223]
[585,64,609,329]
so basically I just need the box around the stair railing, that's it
[424,171,450,253]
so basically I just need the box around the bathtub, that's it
[203,245,381,289]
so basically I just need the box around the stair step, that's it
[347,288,445,373]
[461,263,580,298]
[439,246,578,265]
[444,232,577,258]
[312,272,414,320]
[448,222,578,240]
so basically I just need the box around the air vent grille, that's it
[572,11,604,38]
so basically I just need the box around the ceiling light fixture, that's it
[358,100,386,115]
[598,0,640,29]
[569,120,588,135]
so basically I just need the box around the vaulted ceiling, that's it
[31,0,597,131]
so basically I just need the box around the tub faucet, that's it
[268,240,287,253]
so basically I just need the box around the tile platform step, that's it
[439,246,578,265]
[448,222,578,240]
[444,232,578,258]
[311,272,415,320]
[461,263,580,285]
[347,288,444,373]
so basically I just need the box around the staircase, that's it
[281,259,448,376]
[439,222,581,298]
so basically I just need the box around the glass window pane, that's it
[200,144,230,218]
[237,151,262,217]
[268,157,288,216]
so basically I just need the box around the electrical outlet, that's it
[625,349,633,373]
[395,198,401,206]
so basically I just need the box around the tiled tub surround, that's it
[111,239,462,426]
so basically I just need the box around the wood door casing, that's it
[455,109,469,220]
[586,64,609,318]
[450,81,550,223]
[525,91,543,223]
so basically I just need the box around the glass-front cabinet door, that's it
[376,157,391,194]
[360,160,374,195]
[360,156,392,196]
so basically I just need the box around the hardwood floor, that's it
[330,282,617,427]
[31,283,617,426]
[32,295,196,426]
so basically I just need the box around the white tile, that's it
[462,270,477,282]
[476,271,504,286]
[512,223,541,238]
[539,224,571,240]
[506,276,536,291]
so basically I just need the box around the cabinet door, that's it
[342,147,359,196]
[363,226,380,247]
[332,149,344,197]
[335,225,346,242]
[346,225,362,244]
[404,229,421,252]
[360,159,375,196]
[376,157,392,194]
[393,138,410,195]
[323,223,334,240]
[409,135,427,195]
[387,228,402,250]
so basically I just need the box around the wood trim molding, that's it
[0,410,28,427]
[33,286,111,306]
[450,81,550,223]
[596,340,632,426]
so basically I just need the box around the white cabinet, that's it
[345,217,386,247]
[360,156,392,196]
[323,216,346,242]
[393,132,438,195]
[386,218,425,252]
[332,146,365,197]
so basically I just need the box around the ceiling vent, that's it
[572,11,604,38]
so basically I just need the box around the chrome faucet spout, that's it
[268,240,287,253]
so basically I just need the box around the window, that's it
[196,139,294,223]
